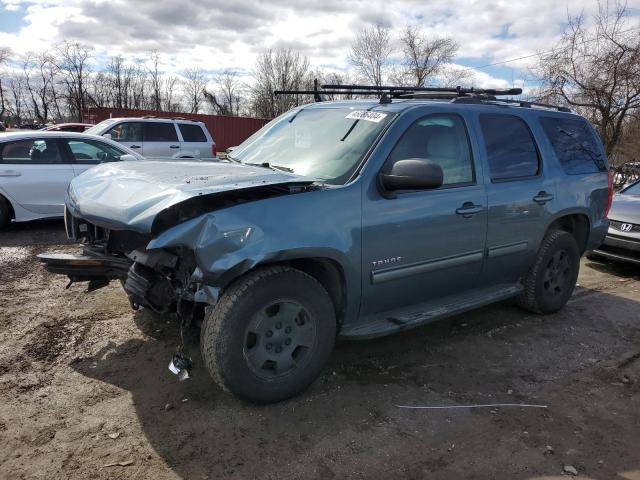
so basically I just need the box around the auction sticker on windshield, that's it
[345,111,388,123]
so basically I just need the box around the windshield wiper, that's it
[245,162,294,173]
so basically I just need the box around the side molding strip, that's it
[371,250,483,284]
[487,241,529,258]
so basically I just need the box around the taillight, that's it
[605,170,614,217]
[212,143,217,157]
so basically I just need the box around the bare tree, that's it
[348,24,392,86]
[0,47,11,121]
[162,75,182,112]
[399,26,458,87]
[183,68,207,113]
[536,1,640,159]
[148,51,163,111]
[56,41,93,121]
[251,48,310,118]
[203,70,244,116]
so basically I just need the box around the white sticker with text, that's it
[345,110,388,123]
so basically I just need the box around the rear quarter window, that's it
[178,123,207,142]
[539,116,607,174]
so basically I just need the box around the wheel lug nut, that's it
[266,343,272,350]
[265,330,273,338]
[285,326,292,334]
[275,346,282,353]
[285,338,291,346]
[275,322,282,329]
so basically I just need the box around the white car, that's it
[85,117,217,160]
[0,131,142,228]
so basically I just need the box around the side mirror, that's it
[379,159,443,195]
[119,154,137,162]
[102,133,112,140]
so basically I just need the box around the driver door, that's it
[361,110,488,315]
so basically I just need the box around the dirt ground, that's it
[1,220,639,480]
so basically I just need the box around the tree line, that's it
[0,2,638,169]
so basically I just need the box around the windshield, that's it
[85,118,118,135]
[231,107,395,184]
[622,180,640,196]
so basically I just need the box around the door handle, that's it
[169,145,180,149]
[533,191,554,205]
[129,145,141,149]
[0,170,22,177]
[456,202,483,218]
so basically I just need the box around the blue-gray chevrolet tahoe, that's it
[40,86,612,403]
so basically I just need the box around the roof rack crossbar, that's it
[322,84,522,96]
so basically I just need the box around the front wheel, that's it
[517,230,580,314]
[200,266,336,404]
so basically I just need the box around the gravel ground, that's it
[1,220,639,480]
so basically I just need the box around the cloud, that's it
[1,0,639,86]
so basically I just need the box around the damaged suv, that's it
[40,86,611,403]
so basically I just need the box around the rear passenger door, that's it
[0,138,74,215]
[475,113,557,284]
[142,122,180,158]
[178,123,210,158]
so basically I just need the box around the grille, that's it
[609,220,640,233]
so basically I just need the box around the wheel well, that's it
[0,193,15,220]
[284,258,347,327]
[547,214,590,253]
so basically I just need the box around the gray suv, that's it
[40,86,611,403]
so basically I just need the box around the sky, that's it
[1,0,640,90]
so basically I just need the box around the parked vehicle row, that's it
[0,117,218,228]
[40,86,613,404]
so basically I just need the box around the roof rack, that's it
[273,80,571,112]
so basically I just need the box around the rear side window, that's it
[144,122,178,142]
[178,123,207,142]
[539,117,606,174]
[479,114,540,181]
[0,139,64,164]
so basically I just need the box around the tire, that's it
[200,266,336,404]
[0,196,12,229]
[517,230,580,314]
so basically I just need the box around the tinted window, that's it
[540,117,606,174]
[144,122,178,142]
[480,115,540,180]
[179,123,207,142]
[0,139,64,164]
[65,139,125,164]
[108,122,143,142]
[388,113,474,186]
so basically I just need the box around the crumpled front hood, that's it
[609,193,640,224]
[66,160,313,232]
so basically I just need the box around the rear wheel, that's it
[200,266,336,404]
[517,230,580,314]
[0,196,12,229]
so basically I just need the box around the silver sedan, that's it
[0,131,142,228]
[593,180,640,265]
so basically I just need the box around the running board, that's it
[340,283,523,340]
